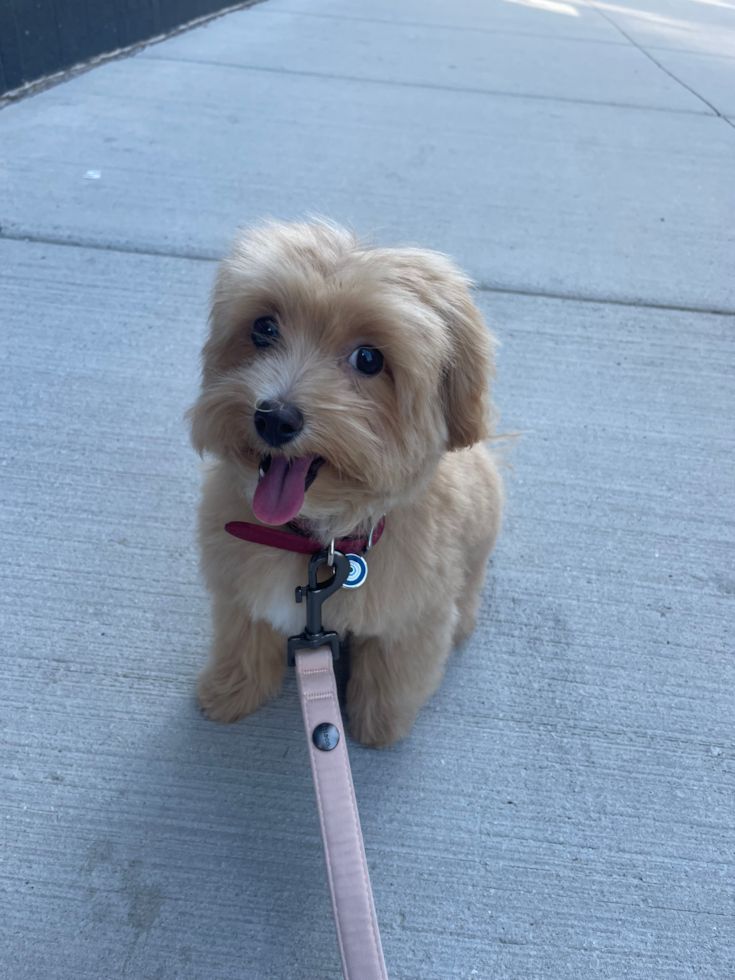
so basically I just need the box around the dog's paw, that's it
[452,613,478,646]
[197,666,266,724]
[347,700,409,750]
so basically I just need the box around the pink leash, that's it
[225,523,389,978]
[295,646,388,980]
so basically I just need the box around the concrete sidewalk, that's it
[1,1,733,977]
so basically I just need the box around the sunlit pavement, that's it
[1,2,734,977]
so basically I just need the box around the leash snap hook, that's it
[287,549,350,666]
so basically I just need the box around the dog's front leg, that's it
[347,611,457,748]
[198,595,285,723]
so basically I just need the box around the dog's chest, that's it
[238,555,306,635]
[260,587,307,636]
[242,549,368,638]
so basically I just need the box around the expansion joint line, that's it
[584,1,735,130]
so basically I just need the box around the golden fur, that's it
[188,220,503,747]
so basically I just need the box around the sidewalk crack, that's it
[585,1,735,130]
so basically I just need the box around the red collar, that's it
[224,515,385,556]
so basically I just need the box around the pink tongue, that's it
[252,455,315,526]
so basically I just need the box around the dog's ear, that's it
[437,278,494,450]
[380,249,494,451]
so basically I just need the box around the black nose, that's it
[253,400,304,447]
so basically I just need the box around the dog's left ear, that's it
[382,249,494,451]
[437,276,494,450]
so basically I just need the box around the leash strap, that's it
[294,647,388,980]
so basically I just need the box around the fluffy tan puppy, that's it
[189,220,503,748]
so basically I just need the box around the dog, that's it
[188,220,503,748]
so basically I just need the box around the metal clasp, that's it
[287,549,350,665]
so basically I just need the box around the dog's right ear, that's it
[380,249,495,451]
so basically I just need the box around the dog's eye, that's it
[252,316,279,349]
[348,346,384,376]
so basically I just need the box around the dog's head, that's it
[189,220,495,537]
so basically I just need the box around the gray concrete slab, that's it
[1,39,733,311]
[2,237,733,979]
[274,0,625,39]
[139,3,706,112]
[589,0,735,58]
[1,1,734,978]
[647,49,735,117]
[276,0,735,59]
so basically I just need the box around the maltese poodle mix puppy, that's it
[189,220,503,748]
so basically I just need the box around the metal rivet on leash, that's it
[312,722,340,751]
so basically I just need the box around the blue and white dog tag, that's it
[342,553,368,589]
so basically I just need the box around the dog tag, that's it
[342,554,368,589]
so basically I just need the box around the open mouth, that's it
[252,454,325,526]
